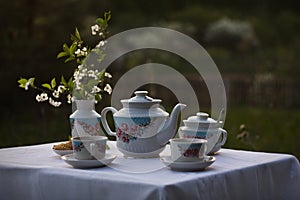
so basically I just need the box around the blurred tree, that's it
[1,0,300,148]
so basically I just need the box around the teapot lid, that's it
[121,91,161,105]
[184,112,218,124]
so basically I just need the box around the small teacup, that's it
[72,136,107,160]
[170,138,207,162]
[178,127,227,155]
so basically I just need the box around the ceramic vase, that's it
[69,100,101,138]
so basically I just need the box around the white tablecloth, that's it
[0,141,299,200]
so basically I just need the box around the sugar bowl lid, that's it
[183,112,222,129]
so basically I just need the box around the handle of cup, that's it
[218,128,227,145]
[101,107,118,137]
[203,142,207,156]
[198,141,208,159]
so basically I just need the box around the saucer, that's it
[160,156,215,171]
[61,153,117,169]
[53,149,73,156]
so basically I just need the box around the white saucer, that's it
[53,149,73,156]
[61,154,117,169]
[160,156,215,171]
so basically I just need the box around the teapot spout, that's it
[156,103,186,146]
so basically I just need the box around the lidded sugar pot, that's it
[179,111,227,155]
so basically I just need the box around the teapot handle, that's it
[101,107,118,137]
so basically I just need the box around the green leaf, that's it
[61,76,67,87]
[70,34,76,42]
[96,18,104,25]
[18,78,27,88]
[95,94,102,102]
[18,78,28,85]
[42,83,52,90]
[51,78,56,88]
[86,79,99,90]
[67,77,74,91]
[63,43,69,53]
[75,28,81,40]
[18,77,35,89]
[68,77,73,85]
[57,51,68,59]
[69,43,77,55]
[99,70,105,81]
[104,11,111,21]
[64,56,75,63]
[28,78,35,86]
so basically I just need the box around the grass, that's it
[223,106,300,159]
[1,105,299,160]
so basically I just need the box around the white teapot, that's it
[178,112,227,155]
[101,91,186,158]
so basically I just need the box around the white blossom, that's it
[88,70,95,78]
[75,47,87,57]
[92,86,101,93]
[99,40,106,47]
[91,24,99,35]
[105,72,112,78]
[75,49,81,55]
[104,84,112,94]
[49,97,61,107]
[67,94,72,104]
[36,93,48,102]
[73,69,85,86]
[40,93,48,101]
[25,82,30,90]
[81,47,88,56]
[52,90,60,98]
[58,85,66,93]
[36,94,42,102]
[96,40,107,48]
[78,65,83,70]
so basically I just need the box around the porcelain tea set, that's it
[61,90,227,170]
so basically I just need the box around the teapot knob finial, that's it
[197,112,209,120]
[134,91,148,97]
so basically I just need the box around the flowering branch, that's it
[18,11,112,107]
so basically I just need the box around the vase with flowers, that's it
[17,11,113,139]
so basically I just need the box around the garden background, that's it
[1,0,299,159]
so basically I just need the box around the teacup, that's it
[179,112,227,155]
[72,136,107,160]
[170,138,207,162]
[178,127,227,155]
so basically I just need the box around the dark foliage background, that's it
[1,0,299,158]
